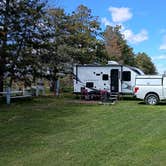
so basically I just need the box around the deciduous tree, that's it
[103,25,135,66]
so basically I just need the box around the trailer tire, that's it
[145,93,159,105]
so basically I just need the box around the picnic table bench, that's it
[0,88,32,104]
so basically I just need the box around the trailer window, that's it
[102,74,109,80]
[86,82,94,88]
[122,71,131,81]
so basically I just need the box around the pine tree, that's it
[135,52,157,74]
[0,0,47,90]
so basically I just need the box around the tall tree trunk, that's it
[9,77,13,88]
[0,52,5,93]
[0,74,3,93]
[0,0,10,93]
[0,48,5,93]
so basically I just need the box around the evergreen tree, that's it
[69,5,101,64]
[135,52,157,74]
[0,0,47,90]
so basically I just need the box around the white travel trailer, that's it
[73,61,144,95]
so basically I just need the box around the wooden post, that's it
[23,87,25,96]
[36,86,39,96]
[6,87,11,105]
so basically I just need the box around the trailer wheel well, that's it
[144,92,160,100]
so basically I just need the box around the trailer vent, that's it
[108,61,119,65]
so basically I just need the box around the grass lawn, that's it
[0,96,166,166]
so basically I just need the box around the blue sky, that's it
[49,0,166,73]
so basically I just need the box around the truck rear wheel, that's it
[145,93,159,105]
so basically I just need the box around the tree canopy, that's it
[0,0,48,90]
[103,25,135,66]
[135,52,157,74]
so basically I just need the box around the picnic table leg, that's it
[23,87,25,96]
[42,87,45,96]
[56,79,60,96]
[36,86,39,96]
[6,87,11,105]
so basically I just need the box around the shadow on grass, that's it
[119,96,141,102]
[138,101,166,106]
[138,101,146,105]
[0,95,60,106]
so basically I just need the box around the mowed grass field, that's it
[0,96,166,166]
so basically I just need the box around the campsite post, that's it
[6,87,11,105]
[55,79,60,96]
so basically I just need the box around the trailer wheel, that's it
[145,93,159,105]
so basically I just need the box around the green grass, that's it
[0,96,166,166]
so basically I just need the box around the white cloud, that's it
[122,29,148,44]
[101,17,112,26]
[109,6,132,23]
[154,63,166,74]
[101,6,148,44]
[151,55,166,74]
[152,55,166,60]
[159,44,166,50]
[101,18,148,44]
[159,36,166,50]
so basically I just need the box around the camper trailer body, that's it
[73,63,144,94]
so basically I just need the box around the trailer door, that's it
[110,69,119,93]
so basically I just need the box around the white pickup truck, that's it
[134,75,166,105]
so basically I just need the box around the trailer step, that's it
[109,98,117,100]
[109,94,119,101]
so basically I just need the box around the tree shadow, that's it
[138,101,166,106]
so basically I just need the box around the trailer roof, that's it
[75,64,122,67]
[74,64,144,75]
[127,66,144,75]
